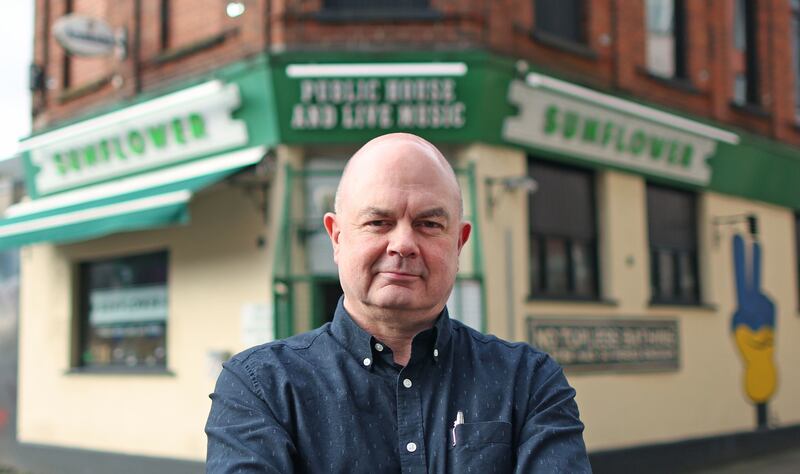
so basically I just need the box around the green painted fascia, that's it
[0,168,242,227]
[518,62,800,208]
[711,137,800,210]
[268,49,517,146]
[22,55,279,200]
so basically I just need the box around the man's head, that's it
[323,133,471,327]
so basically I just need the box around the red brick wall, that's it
[29,0,800,149]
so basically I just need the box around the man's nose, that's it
[387,222,419,258]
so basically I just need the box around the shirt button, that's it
[374,343,384,352]
[402,378,413,388]
[433,349,439,357]
[363,358,372,367]
[406,442,417,453]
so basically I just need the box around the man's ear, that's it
[323,212,341,263]
[457,221,472,253]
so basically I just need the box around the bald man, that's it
[206,134,590,473]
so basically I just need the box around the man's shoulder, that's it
[449,318,551,364]
[228,323,332,367]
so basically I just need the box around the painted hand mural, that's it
[731,234,777,404]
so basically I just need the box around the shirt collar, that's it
[329,297,453,368]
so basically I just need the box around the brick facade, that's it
[31,0,800,148]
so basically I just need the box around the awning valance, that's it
[0,146,265,249]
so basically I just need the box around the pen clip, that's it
[451,410,464,446]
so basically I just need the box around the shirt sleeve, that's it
[514,354,592,473]
[205,357,296,474]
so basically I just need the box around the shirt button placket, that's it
[397,371,426,473]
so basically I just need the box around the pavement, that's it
[690,447,800,474]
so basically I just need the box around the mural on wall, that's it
[731,233,777,426]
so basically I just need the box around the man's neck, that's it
[344,301,439,366]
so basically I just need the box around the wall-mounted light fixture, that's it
[226,1,246,18]
[485,176,538,217]
[712,213,758,246]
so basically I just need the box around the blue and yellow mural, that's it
[731,234,777,415]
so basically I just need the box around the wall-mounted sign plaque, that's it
[527,317,680,372]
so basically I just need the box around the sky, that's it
[0,2,34,161]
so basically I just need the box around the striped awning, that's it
[0,146,265,250]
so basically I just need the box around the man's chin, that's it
[365,289,427,311]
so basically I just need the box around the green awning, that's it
[0,146,265,250]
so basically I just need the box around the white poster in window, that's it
[241,303,274,348]
[89,285,168,325]
[447,280,482,331]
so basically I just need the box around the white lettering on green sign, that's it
[290,78,466,131]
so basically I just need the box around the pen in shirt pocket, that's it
[451,410,464,446]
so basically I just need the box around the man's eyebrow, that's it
[415,208,450,220]
[357,207,394,219]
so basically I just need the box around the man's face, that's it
[324,138,470,321]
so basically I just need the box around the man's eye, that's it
[366,220,389,227]
[418,221,444,229]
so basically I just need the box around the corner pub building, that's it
[2,1,800,472]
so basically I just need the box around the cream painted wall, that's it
[17,183,270,460]
[456,144,528,339]
[460,143,800,451]
[470,157,800,451]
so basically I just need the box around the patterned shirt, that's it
[205,299,590,473]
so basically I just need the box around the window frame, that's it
[646,183,701,305]
[74,250,170,373]
[527,158,600,301]
[534,0,588,46]
[731,0,760,106]
[160,0,170,51]
[644,0,688,80]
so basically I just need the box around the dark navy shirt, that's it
[206,300,590,473]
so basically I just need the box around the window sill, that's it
[636,67,700,95]
[312,8,443,22]
[65,366,175,376]
[729,101,770,119]
[648,301,717,311]
[149,28,239,66]
[528,30,597,60]
[527,295,618,306]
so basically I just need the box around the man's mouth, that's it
[378,271,421,282]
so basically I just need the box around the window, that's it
[732,0,759,105]
[647,184,699,304]
[645,0,687,79]
[77,251,168,370]
[528,159,598,299]
[535,0,586,44]
[792,0,800,119]
[160,0,170,50]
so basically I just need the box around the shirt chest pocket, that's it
[448,421,513,473]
